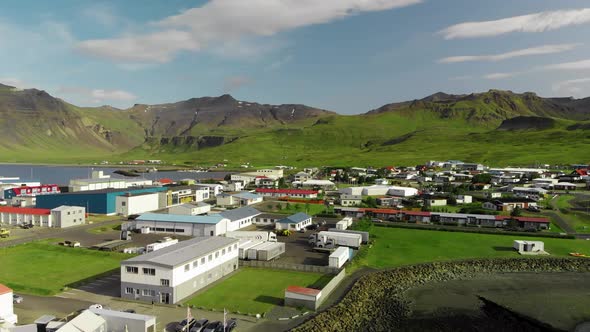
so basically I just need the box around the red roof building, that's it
[0,206,51,215]
[285,286,321,297]
[157,178,173,184]
[255,188,318,198]
[0,283,12,295]
[4,185,60,199]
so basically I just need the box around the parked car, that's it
[89,304,103,310]
[306,224,319,231]
[19,223,33,229]
[222,318,237,332]
[371,218,384,223]
[189,319,209,332]
[202,321,222,332]
[176,318,196,332]
[13,294,23,304]
[123,309,136,313]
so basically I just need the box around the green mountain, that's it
[0,84,589,166]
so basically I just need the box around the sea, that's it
[0,164,233,186]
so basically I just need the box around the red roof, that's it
[255,188,318,195]
[404,211,432,216]
[0,206,51,215]
[575,169,588,176]
[495,216,549,223]
[0,284,12,295]
[286,286,321,296]
[158,178,173,184]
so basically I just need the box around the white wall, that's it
[172,243,238,286]
[0,291,17,324]
[120,264,174,286]
[116,194,160,216]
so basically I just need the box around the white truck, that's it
[227,231,277,242]
[308,231,361,249]
[328,229,370,244]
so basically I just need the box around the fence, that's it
[317,268,347,306]
[239,260,339,274]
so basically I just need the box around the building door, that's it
[160,292,170,304]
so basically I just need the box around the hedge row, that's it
[374,222,575,239]
[292,257,590,331]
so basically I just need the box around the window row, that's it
[182,243,238,273]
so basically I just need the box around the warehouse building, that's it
[275,212,313,231]
[120,236,239,304]
[35,187,167,215]
[0,284,17,325]
[116,192,160,216]
[130,214,231,237]
[254,188,318,199]
[168,202,211,215]
[216,192,263,207]
[0,206,85,228]
[219,206,261,230]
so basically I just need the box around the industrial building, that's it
[116,192,160,216]
[130,214,231,237]
[168,202,211,215]
[35,187,168,215]
[120,236,239,304]
[68,170,152,192]
[219,206,261,229]
[0,206,84,228]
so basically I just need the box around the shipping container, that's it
[328,229,369,244]
[238,240,264,259]
[329,246,349,268]
[257,242,286,261]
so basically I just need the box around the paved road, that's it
[0,220,123,248]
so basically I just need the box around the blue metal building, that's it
[35,187,168,214]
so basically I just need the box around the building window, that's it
[126,266,138,274]
[193,261,198,268]
[215,251,219,258]
[184,264,190,272]
[143,268,156,276]
[208,254,212,262]
[228,246,232,252]
[201,257,206,264]
[121,202,126,206]
[222,249,226,255]
[160,279,170,287]
[143,289,156,297]
[125,287,133,294]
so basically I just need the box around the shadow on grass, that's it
[492,246,514,252]
[255,295,283,306]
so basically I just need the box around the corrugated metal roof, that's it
[0,206,50,215]
[232,192,261,200]
[286,286,321,296]
[219,206,260,221]
[137,213,225,224]
[122,236,239,268]
[88,308,155,322]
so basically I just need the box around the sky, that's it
[2,0,590,114]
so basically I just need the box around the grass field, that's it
[0,241,130,295]
[554,195,575,210]
[87,223,122,234]
[357,227,590,269]
[185,268,331,314]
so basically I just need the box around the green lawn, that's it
[87,222,122,234]
[0,241,130,295]
[358,227,590,269]
[554,195,575,210]
[261,202,329,216]
[185,268,331,314]
[563,213,590,233]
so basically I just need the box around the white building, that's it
[50,206,86,228]
[216,192,263,207]
[512,187,548,201]
[130,214,231,237]
[69,171,152,192]
[0,284,17,325]
[513,240,545,254]
[120,236,239,304]
[339,195,362,207]
[88,308,157,332]
[195,184,223,197]
[275,212,313,231]
[56,310,107,332]
[116,192,160,216]
[456,195,473,204]
[168,202,211,216]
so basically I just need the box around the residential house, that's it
[456,195,473,204]
[553,182,578,191]
[511,187,548,201]
[195,184,223,197]
[294,172,312,182]
[275,212,313,231]
[215,192,263,207]
[482,198,536,212]
[339,194,362,207]
[120,237,239,304]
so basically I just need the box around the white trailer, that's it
[227,231,277,242]
[335,219,348,230]
[329,246,350,268]
[145,238,179,253]
[328,229,370,244]
[257,242,285,261]
[239,240,264,259]
[309,231,362,249]
[246,242,269,260]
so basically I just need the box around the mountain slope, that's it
[1,83,590,166]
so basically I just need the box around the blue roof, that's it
[278,212,311,224]
[137,213,226,224]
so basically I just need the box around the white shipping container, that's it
[247,242,271,260]
[335,220,348,230]
[257,242,285,261]
[239,240,264,259]
[227,231,277,242]
[146,238,179,252]
[329,246,349,268]
[317,231,362,248]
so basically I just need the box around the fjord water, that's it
[0,164,231,185]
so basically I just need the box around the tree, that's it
[278,177,288,189]
[305,203,310,214]
[276,203,283,211]
[267,204,273,211]
[510,206,523,217]
[285,202,292,210]
[363,196,377,208]
[471,173,492,184]
[448,195,457,206]
[294,203,301,211]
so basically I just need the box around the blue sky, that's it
[2,0,590,114]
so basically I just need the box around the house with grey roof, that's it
[120,236,239,304]
[275,212,313,231]
[216,191,263,207]
[219,206,261,229]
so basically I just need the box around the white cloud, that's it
[439,8,590,39]
[56,86,137,104]
[82,3,119,27]
[448,75,472,81]
[439,44,580,63]
[76,0,422,63]
[0,78,27,89]
[483,72,519,80]
[223,76,253,93]
[552,77,590,97]
[541,58,590,71]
